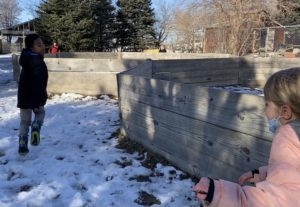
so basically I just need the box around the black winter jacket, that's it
[17,49,48,109]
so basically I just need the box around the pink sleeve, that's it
[203,124,300,207]
[205,180,271,207]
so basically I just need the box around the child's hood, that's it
[19,49,41,67]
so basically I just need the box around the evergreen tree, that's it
[35,0,65,48]
[90,0,115,51]
[115,0,156,51]
[36,0,115,52]
[115,7,133,51]
[276,0,300,25]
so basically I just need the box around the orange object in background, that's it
[143,49,159,54]
[284,52,296,58]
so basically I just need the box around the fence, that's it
[254,25,300,53]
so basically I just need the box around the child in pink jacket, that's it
[193,67,300,207]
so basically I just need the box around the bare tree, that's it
[0,0,22,42]
[171,0,297,55]
[154,0,174,47]
[0,0,21,28]
[200,0,288,55]
[275,0,300,25]
[172,1,206,52]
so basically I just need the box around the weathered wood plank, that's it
[153,71,239,83]
[152,58,300,84]
[153,75,238,84]
[120,101,270,166]
[153,68,239,78]
[120,52,234,60]
[239,67,287,74]
[153,59,240,73]
[170,74,238,83]
[119,74,266,111]
[240,57,300,68]
[122,121,246,180]
[119,60,152,78]
[45,58,145,72]
[118,74,271,140]
[153,65,240,74]
[119,88,269,140]
[48,72,117,96]
[45,52,119,59]
[239,79,269,88]
[238,66,300,87]
[239,72,275,80]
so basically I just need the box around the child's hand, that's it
[238,171,253,185]
[193,177,210,200]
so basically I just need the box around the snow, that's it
[213,85,264,96]
[0,54,200,207]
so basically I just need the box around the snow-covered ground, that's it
[0,54,200,207]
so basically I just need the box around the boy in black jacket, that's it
[17,34,48,155]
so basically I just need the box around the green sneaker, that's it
[18,135,29,155]
[31,121,41,146]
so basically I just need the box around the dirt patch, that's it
[19,185,32,192]
[72,183,88,192]
[7,171,23,181]
[0,159,8,165]
[134,191,161,206]
[108,128,122,140]
[140,153,170,171]
[129,175,152,183]
[98,94,117,100]
[115,134,169,170]
[0,151,5,157]
[52,194,61,200]
[114,159,132,168]
[55,156,65,161]
[114,129,198,183]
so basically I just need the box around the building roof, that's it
[2,18,37,31]
[0,19,37,36]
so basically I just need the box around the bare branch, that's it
[0,0,22,29]
[154,0,174,45]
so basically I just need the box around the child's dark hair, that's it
[25,34,40,49]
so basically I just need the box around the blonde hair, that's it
[264,67,300,116]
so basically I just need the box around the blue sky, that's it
[18,0,41,22]
[18,0,178,22]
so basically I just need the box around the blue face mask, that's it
[268,118,281,134]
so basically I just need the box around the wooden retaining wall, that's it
[12,54,145,96]
[118,57,300,181]
[45,58,146,96]
[152,57,300,87]
[45,52,234,60]
[152,58,240,86]
[12,52,234,96]
[239,57,300,87]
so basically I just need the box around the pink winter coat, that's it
[207,120,300,207]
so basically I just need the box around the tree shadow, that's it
[118,57,277,182]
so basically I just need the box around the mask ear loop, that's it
[275,106,284,123]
